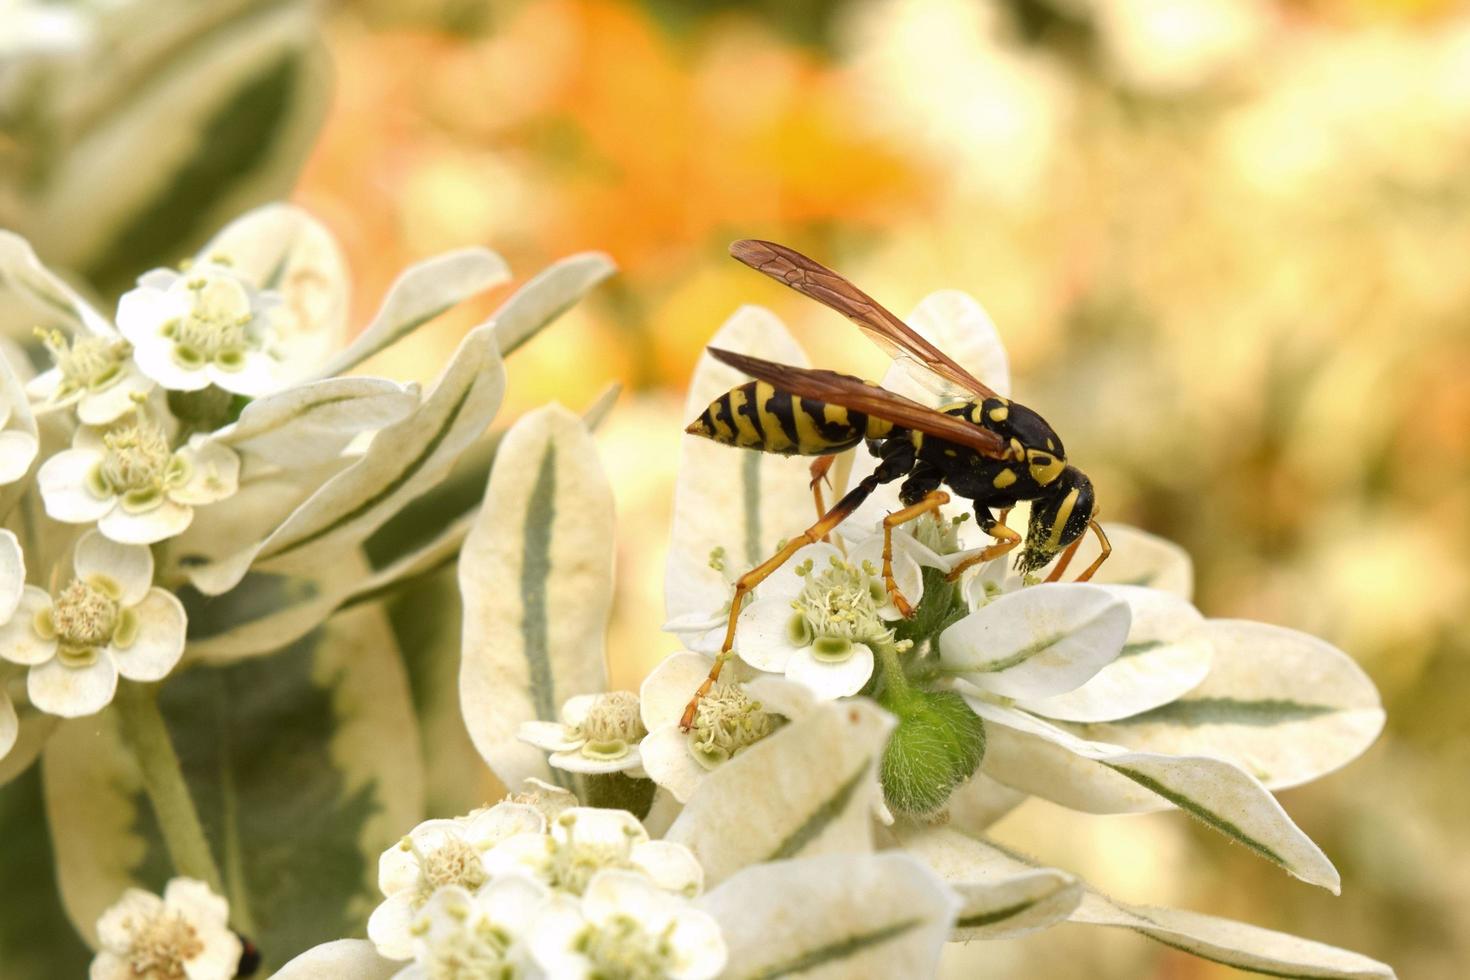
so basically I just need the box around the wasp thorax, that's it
[789,555,889,648]
[40,330,130,394]
[163,270,257,369]
[574,915,672,980]
[414,836,489,898]
[690,685,775,769]
[125,909,205,978]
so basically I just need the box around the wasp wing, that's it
[708,347,1012,460]
[729,239,999,402]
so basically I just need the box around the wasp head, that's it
[1016,466,1095,574]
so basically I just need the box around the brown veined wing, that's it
[729,239,999,403]
[707,347,1013,460]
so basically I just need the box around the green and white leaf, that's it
[664,306,815,652]
[968,699,1340,892]
[319,248,510,379]
[1015,585,1212,723]
[0,230,112,339]
[269,939,399,980]
[1073,619,1384,789]
[1086,523,1194,600]
[43,604,424,969]
[665,699,892,886]
[941,584,1131,700]
[0,708,58,788]
[458,405,613,792]
[490,251,616,358]
[942,769,1028,835]
[1071,890,1396,979]
[185,321,506,595]
[894,826,1081,940]
[0,353,40,496]
[216,376,419,467]
[699,852,957,980]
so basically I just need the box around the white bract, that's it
[518,691,647,775]
[0,530,183,717]
[39,411,240,544]
[529,870,726,980]
[393,879,548,980]
[89,878,241,980]
[28,327,155,425]
[117,260,286,396]
[485,806,703,900]
[368,803,546,960]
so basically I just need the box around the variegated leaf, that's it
[969,699,1340,892]
[1015,585,1212,723]
[1073,619,1384,790]
[943,769,1028,835]
[269,939,398,980]
[895,826,1081,939]
[665,700,892,885]
[1079,523,1194,599]
[0,230,112,339]
[664,306,816,653]
[1071,890,1396,979]
[700,852,956,979]
[491,252,616,358]
[940,584,1131,700]
[0,709,58,788]
[319,248,510,378]
[216,376,420,466]
[458,405,613,792]
[43,605,423,970]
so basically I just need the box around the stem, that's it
[114,681,225,895]
[872,639,914,709]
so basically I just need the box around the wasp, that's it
[678,240,1111,728]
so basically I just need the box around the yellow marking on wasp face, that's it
[727,387,761,447]
[1045,488,1081,550]
[988,405,1009,422]
[992,468,1018,489]
[754,382,793,452]
[1027,450,1064,486]
[969,403,987,424]
[865,417,893,439]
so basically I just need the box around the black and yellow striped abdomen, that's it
[686,380,894,456]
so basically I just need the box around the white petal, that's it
[96,888,164,951]
[271,940,399,980]
[519,720,581,752]
[660,610,728,655]
[26,368,63,401]
[0,430,38,484]
[640,652,715,730]
[207,350,278,396]
[184,927,243,980]
[130,334,209,391]
[481,833,555,880]
[767,542,843,602]
[527,895,591,978]
[741,675,818,720]
[366,891,417,960]
[38,448,113,523]
[76,365,155,426]
[114,286,181,346]
[559,692,601,728]
[941,583,1130,699]
[377,838,422,896]
[477,874,550,934]
[98,499,193,545]
[0,587,57,665]
[846,534,924,620]
[734,597,801,673]
[0,529,24,621]
[461,802,546,848]
[163,878,230,927]
[549,746,642,774]
[111,590,185,681]
[665,907,728,980]
[583,869,680,932]
[1084,523,1194,599]
[28,654,118,717]
[170,439,240,506]
[74,530,153,604]
[785,642,875,699]
[638,725,707,804]
[630,840,705,898]
[554,807,647,850]
[0,693,16,763]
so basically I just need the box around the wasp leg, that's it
[945,509,1022,581]
[883,491,950,617]
[1043,535,1083,583]
[810,455,836,538]
[1074,520,1112,582]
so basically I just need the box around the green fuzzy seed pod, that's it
[879,688,986,815]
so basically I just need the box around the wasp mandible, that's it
[679,240,1110,728]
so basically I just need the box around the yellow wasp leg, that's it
[882,491,950,618]
[1043,519,1111,583]
[944,516,1022,582]
[809,455,836,539]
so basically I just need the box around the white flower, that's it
[0,359,39,485]
[0,528,25,760]
[638,651,812,803]
[505,777,579,823]
[529,870,726,980]
[518,691,647,775]
[27,327,155,425]
[0,530,184,717]
[368,802,546,960]
[117,261,285,396]
[392,879,547,980]
[485,807,704,900]
[89,878,241,980]
[732,536,926,700]
[39,412,240,544]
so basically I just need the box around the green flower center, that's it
[413,917,517,980]
[575,692,646,760]
[416,836,489,899]
[90,421,189,511]
[41,578,135,655]
[790,555,890,646]
[545,813,642,896]
[689,685,775,769]
[39,330,130,395]
[163,272,257,369]
[126,909,204,977]
[574,914,677,980]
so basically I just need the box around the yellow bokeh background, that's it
[305,0,1466,976]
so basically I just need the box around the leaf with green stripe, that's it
[664,306,817,653]
[184,320,506,596]
[1070,890,1396,979]
[1014,584,1213,723]
[940,583,1131,700]
[458,404,614,792]
[895,825,1081,940]
[967,699,1341,892]
[216,376,420,467]
[665,700,892,885]
[943,769,1027,834]
[697,852,956,979]
[270,939,398,979]
[0,230,113,339]
[490,252,616,359]
[42,604,423,971]
[1072,523,1195,599]
[1073,619,1384,789]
